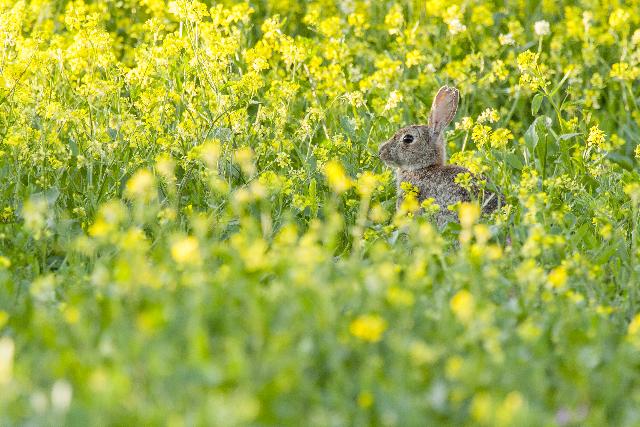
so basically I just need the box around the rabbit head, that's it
[378,86,459,170]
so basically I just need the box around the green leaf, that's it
[505,153,524,170]
[557,133,581,141]
[531,94,543,116]
[606,153,634,171]
[68,137,78,157]
[309,178,318,218]
[31,187,60,205]
[524,116,546,150]
[524,121,539,150]
[550,70,572,97]
[340,116,356,138]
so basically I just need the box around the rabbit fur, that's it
[378,86,502,228]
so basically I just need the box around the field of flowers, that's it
[1,0,640,424]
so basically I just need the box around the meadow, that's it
[1,0,640,424]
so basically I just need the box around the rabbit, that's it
[378,85,502,228]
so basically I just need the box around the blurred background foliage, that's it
[1,0,640,424]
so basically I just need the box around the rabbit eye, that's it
[402,134,414,144]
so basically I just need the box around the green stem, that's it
[631,201,639,313]
[352,194,371,257]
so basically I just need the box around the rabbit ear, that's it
[428,86,459,135]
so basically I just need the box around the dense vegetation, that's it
[1,0,640,424]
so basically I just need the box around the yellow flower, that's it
[624,183,640,204]
[168,0,209,22]
[384,4,404,35]
[420,197,440,216]
[386,286,415,307]
[0,336,14,385]
[357,391,374,408]
[0,256,10,269]
[22,197,48,239]
[470,392,494,424]
[235,147,256,176]
[608,8,630,31]
[198,140,221,168]
[350,314,387,342]
[324,161,353,194]
[445,355,464,379]
[455,116,474,131]
[125,169,156,201]
[610,63,640,81]
[596,305,614,316]
[261,15,283,39]
[171,236,200,265]
[565,290,585,304]
[450,289,475,323]
[517,51,538,73]
[400,181,419,196]
[490,128,514,149]
[471,4,494,27]
[408,340,437,366]
[443,6,466,35]
[586,125,605,149]
[471,124,492,147]
[0,207,14,223]
[458,203,481,228]
[369,203,389,223]
[405,49,425,68]
[347,12,368,36]
[547,266,567,289]
[473,224,491,245]
[446,17,466,35]
[628,314,640,335]
[63,306,80,324]
[384,90,403,112]
[496,392,524,425]
[598,223,612,240]
[396,182,422,216]
[398,189,420,216]
[319,17,341,38]
[0,311,8,329]
[454,173,476,195]
[517,318,542,342]
[477,108,499,124]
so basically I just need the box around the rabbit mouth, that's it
[378,144,399,167]
[379,154,400,168]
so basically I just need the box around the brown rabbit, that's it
[378,86,502,228]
